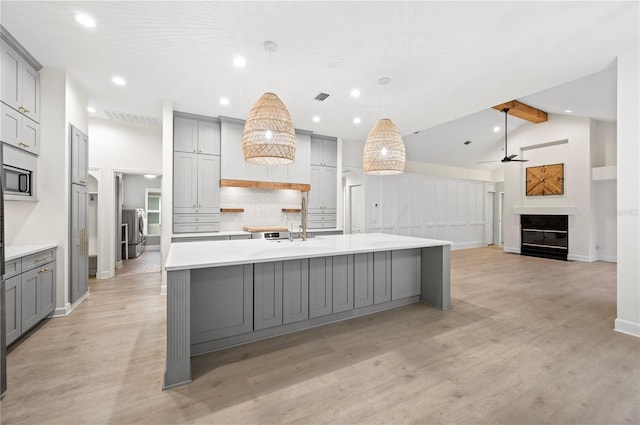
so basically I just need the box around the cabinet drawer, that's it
[174,223,220,233]
[4,258,21,279]
[22,249,55,272]
[173,214,220,224]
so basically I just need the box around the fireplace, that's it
[520,214,568,260]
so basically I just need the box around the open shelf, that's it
[220,208,245,213]
[220,179,311,192]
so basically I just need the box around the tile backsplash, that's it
[220,187,304,231]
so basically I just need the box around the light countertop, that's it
[165,233,451,271]
[171,228,344,239]
[6,244,58,261]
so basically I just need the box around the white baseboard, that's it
[160,284,167,295]
[614,319,640,338]
[597,255,617,263]
[567,254,597,262]
[503,246,520,254]
[51,290,91,317]
[451,241,487,251]
[96,270,114,279]
[145,245,160,251]
[115,260,123,269]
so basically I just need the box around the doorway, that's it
[350,185,365,234]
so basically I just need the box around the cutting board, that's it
[243,226,289,233]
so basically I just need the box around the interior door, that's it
[70,183,89,303]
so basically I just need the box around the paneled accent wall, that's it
[365,173,488,249]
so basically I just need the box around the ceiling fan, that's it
[479,107,528,163]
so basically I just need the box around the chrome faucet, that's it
[300,195,308,241]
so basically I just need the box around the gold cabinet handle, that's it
[38,268,49,273]
[35,255,50,263]
[81,228,86,255]
[18,106,30,113]
[18,142,30,148]
[79,180,87,184]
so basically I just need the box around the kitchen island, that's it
[163,233,451,389]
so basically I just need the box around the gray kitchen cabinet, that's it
[4,247,56,345]
[308,165,337,229]
[353,253,374,309]
[309,257,332,318]
[70,125,89,185]
[373,251,392,304]
[254,262,283,330]
[173,151,221,232]
[1,37,40,123]
[391,249,421,300]
[310,135,337,167]
[20,267,39,331]
[282,259,309,324]
[191,264,253,343]
[332,255,353,313]
[70,183,89,303]
[174,115,220,155]
[4,275,21,345]
[1,102,39,155]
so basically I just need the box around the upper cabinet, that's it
[310,135,337,167]
[1,29,42,156]
[174,115,220,155]
[219,118,311,184]
[70,125,89,186]
[1,38,40,123]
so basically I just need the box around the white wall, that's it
[365,172,490,249]
[88,118,162,278]
[122,174,161,210]
[615,48,640,337]
[502,114,594,261]
[4,69,88,314]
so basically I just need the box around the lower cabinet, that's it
[309,257,332,318]
[4,249,57,346]
[391,249,421,300]
[254,262,283,330]
[373,251,392,304]
[190,264,252,343]
[354,253,374,309]
[331,255,353,314]
[282,259,309,324]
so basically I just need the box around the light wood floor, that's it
[2,248,638,424]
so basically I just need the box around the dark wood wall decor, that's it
[526,163,564,196]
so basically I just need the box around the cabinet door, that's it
[174,116,197,153]
[71,185,89,303]
[309,257,332,318]
[310,139,324,165]
[39,261,56,318]
[332,255,353,313]
[282,259,309,324]
[309,165,324,211]
[22,117,40,155]
[1,39,21,109]
[71,125,88,185]
[373,251,391,304]
[173,152,199,214]
[197,120,220,155]
[21,268,39,332]
[287,133,310,184]
[1,102,21,147]
[391,249,421,300]
[354,253,374,309]
[21,62,40,122]
[5,275,21,345]
[197,154,220,213]
[254,262,283,330]
[191,264,253,343]
[323,167,337,211]
[322,139,337,167]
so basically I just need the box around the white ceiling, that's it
[1,1,637,170]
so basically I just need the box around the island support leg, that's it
[164,269,192,389]
[420,245,451,310]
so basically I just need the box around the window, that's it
[145,189,161,236]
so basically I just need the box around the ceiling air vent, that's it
[104,110,161,126]
[314,92,330,101]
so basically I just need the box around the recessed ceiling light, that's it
[111,76,126,86]
[350,89,360,98]
[87,106,96,113]
[220,97,230,106]
[493,126,501,132]
[565,109,573,113]
[233,56,246,68]
[312,115,320,123]
[75,13,96,28]
[353,117,361,124]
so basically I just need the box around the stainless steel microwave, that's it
[3,164,32,196]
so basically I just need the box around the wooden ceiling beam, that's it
[493,100,548,123]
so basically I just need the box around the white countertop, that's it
[171,228,344,239]
[165,233,451,271]
[6,244,58,261]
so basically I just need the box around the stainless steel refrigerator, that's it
[122,208,145,259]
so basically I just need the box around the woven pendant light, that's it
[362,78,405,175]
[243,41,296,165]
